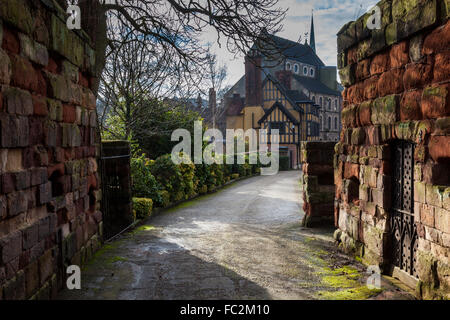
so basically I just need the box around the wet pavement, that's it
[58,171,415,300]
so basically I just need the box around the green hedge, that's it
[133,198,153,219]
[131,153,263,210]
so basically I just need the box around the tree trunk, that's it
[79,0,108,97]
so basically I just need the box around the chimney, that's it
[245,52,263,106]
[209,88,217,128]
[275,70,292,90]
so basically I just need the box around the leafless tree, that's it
[98,21,204,139]
[59,0,288,96]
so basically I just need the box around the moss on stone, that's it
[106,256,129,264]
[318,285,383,300]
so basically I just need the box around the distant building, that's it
[224,13,343,149]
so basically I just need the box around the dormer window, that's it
[303,67,308,75]
[310,68,315,77]
[294,64,299,74]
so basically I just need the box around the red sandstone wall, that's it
[301,142,336,227]
[0,0,102,299]
[335,0,449,299]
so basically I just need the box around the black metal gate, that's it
[390,140,419,277]
[100,141,133,240]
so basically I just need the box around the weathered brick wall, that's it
[0,0,102,299]
[335,0,449,299]
[300,142,335,227]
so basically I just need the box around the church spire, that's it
[310,10,316,53]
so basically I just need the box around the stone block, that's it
[400,90,422,121]
[390,41,409,68]
[356,59,371,80]
[359,184,370,202]
[426,184,444,208]
[7,191,27,217]
[337,21,357,53]
[433,51,450,83]
[18,33,49,67]
[23,223,38,250]
[370,52,390,76]
[32,95,48,116]
[397,0,438,41]
[9,54,39,93]
[363,76,378,100]
[423,19,450,55]
[415,181,426,203]
[15,170,30,190]
[0,48,12,85]
[409,34,424,63]
[428,136,450,162]
[0,230,22,264]
[62,124,81,147]
[339,64,356,87]
[0,0,34,35]
[3,86,33,116]
[371,95,399,125]
[38,182,52,205]
[24,260,38,298]
[435,208,450,234]
[351,127,365,145]
[38,250,53,286]
[421,204,436,227]
[342,105,357,128]
[403,59,434,91]
[421,84,449,119]
[377,68,404,96]
[3,270,25,300]
[31,167,47,186]
[48,99,63,121]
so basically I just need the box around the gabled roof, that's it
[293,74,342,96]
[258,101,299,125]
[262,74,314,113]
[261,34,325,67]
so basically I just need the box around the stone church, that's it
[224,14,344,152]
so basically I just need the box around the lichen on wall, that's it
[335,0,450,299]
[0,0,102,300]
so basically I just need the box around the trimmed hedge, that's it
[131,153,263,210]
[133,198,153,219]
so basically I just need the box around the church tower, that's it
[310,11,316,53]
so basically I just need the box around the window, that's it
[319,115,322,130]
[310,68,314,77]
[334,117,338,130]
[303,66,308,75]
[319,97,322,108]
[308,123,311,135]
[328,117,331,129]
[334,99,338,111]
[328,99,331,110]
[286,62,291,70]
[270,122,286,135]
[312,96,315,103]
[294,64,299,73]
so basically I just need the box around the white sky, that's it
[201,0,378,87]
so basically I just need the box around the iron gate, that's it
[390,140,419,277]
[100,141,133,240]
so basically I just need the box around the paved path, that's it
[58,172,414,300]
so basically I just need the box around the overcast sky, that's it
[201,0,378,87]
